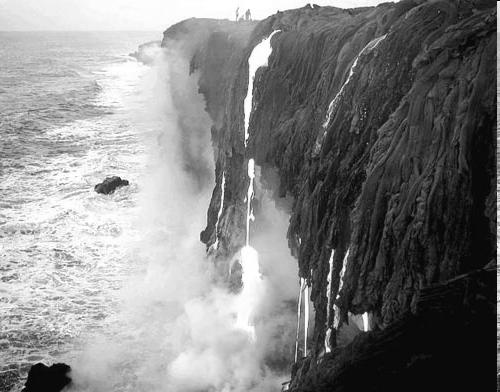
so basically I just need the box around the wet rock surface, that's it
[21,363,71,392]
[94,176,129,194]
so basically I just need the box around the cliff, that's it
[162,0,496,389]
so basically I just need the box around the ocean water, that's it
[0,31,162,388]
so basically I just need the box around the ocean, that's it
[0,31,163,390]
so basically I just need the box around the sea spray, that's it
[70,31,297,392]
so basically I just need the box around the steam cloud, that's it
[69,41,298,391]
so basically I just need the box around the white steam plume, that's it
[69,37,297,392]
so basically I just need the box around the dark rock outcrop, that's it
[288,263,496,392]
[161,0,496,389]
[0,369,19,392]
[22,363,71,392]
[94,176,129,194]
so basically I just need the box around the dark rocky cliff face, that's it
[162,0,496,389]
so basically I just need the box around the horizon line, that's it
[0,29,165,33]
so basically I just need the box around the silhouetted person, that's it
[245,9,251,21]
[235,7,239,22]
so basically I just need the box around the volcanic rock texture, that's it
[162,0,496,389]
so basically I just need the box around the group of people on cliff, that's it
[235,7,252,21]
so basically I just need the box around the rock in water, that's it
[0,370,19,392]
[94,176,129,194]
[22,363,71,392]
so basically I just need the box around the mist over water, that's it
[69,46,298,391]
[1,32,299,391]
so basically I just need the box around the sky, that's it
[0,0,388,31]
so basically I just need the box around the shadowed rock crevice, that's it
[288,265,496,392]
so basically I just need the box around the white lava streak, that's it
[236,30,280,341]
[325,249,335,352]
[294,278,305,363]
[333,248,350,329]
[323,34,387,129]
[362,312,370,332]
[304,283,309,357]
[243,30,281,146]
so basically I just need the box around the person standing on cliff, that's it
[245,9,252,21]
[235,7,240,22]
